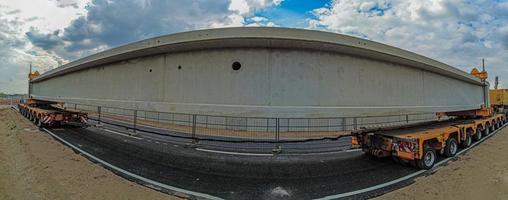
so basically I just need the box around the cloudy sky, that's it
[1,0,507,94]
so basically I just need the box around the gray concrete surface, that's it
[31,27,486,118]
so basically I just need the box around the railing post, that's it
[97,106,101,125]
[192,114,198,144]
[133,110,137,133]
[192,115,196,137]
[342,117,346,131]
[406,115,409,123]
[273,118,282,154]
[266,118,269,132]
[307,118,310,132]
[276,118,280,142]
[354,117,358,130]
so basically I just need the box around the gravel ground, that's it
[0,108,179,200]
[375,124,508,200]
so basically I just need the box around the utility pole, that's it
[28,63,32,98]
[482,58,485,72]
[482,59,487,108]
[495,76,499,90]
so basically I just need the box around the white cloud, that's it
[309,0,508,87]
[2,0,88,32]
[0,2,80,94]
[213,0,283,27]
[1,0,285,93]
[228,0,282,15]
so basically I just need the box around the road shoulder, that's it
[0,108,178,200]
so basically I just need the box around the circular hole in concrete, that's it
[178,65,182,70]
[232,62,241,71]
[149,69,152,72]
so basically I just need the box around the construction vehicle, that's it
[17,65,88,128]
[353,62,508,169]
[490,76,508,113]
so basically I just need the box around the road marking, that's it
[345,149,362,152]
[42,128,223,200]
[315,123,507,200]
[196,148,274,156]
[103,129,143,140]
[197,147,358,156]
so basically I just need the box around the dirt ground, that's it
[375,125,508,200]
[0,107,179,200]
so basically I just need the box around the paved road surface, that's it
[48,126,420,199]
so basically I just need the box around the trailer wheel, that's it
[460,133,472,148]
[444,137,458,157]
[37,119,43,128]
[417,146,436,169]
[485,125,491,136]
[489,124,495,132]
[474,128,482,141]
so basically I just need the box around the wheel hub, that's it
[424,151,435,167]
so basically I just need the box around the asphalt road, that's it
[47,126,420,200]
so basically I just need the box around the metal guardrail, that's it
[0,96,25,105]
[63,103,441,153]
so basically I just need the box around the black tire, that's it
[460,132,472,148]
[485,125,491,135]
[417,146,436,170]
[444,137,458,157]
[474,128,483,141]
[489,124,495,132]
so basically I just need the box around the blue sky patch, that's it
[255,0,329,27]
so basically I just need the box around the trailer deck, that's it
[18,100,87,127]
[355,113,506,169]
